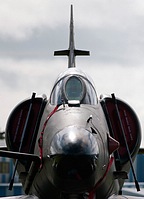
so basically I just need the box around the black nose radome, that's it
[50,126,99,155]
[48,154,98,192]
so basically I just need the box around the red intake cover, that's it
[5,97,46,154]
[101,96,141,164]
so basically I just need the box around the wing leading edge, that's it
[0,195,39,199]
[0,195,144,199]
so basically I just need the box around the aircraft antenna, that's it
[54,5,90,68]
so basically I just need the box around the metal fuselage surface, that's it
[31,99,119,198]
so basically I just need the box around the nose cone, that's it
[50,126,99,155]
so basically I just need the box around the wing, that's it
[0,195,39,199]
[108,195,144,199]
[1,194,143,199]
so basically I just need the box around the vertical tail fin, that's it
[54,5,90,68]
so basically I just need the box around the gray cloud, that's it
[0,68,19,89]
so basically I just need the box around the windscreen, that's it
[50,74,98,105]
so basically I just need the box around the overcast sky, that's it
[0,0,144,146]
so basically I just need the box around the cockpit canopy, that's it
[50,68,98,105]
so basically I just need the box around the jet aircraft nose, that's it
[48,126,99,192]
[50,126,99,155]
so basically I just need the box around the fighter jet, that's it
[0,5,143,199]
